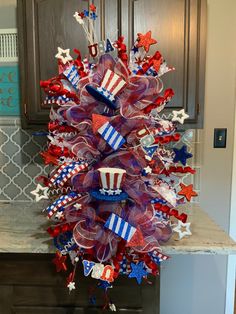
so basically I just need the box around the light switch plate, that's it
[214,128,227,148]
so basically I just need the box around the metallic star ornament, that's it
[137,31,157,52]
[172,109,189,124]
[30,184,48,202]
[173,220,192,240]
[128,262,147,284]
[55,47,73,64]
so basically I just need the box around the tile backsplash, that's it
[0,118,48,201]
[0,118,201,202]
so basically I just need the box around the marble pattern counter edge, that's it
[0,202,236,255]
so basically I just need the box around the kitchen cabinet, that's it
[0,254,158,314]
[17,0,206,128]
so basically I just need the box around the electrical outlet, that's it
[214,128,227,148]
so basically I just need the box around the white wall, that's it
[161,0,236,313]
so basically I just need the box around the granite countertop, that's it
[0,202,236,255]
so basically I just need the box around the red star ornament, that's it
[52,251,67,272]
[137,31,157,52]
[178,183,198,202]
[89,4,96,12]
[40,151,58,166]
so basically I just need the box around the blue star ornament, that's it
[128,262,147,284]
[173,145,193,166]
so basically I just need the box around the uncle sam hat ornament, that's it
[90,167,128,201]
[86,69,127,109]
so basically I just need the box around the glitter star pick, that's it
[178,183,198,202]
[128,262,147,284]
[137,31,157,52]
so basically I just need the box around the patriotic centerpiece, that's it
[31,4,197,310]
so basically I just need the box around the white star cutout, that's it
[172,109,189,124]
[67,281,76,292]
[31,184,48,202]
[55,47,73,65]
[100,188,106,195]
[173,220,192,240]
[144,166,152,174]
[74,203,82,210]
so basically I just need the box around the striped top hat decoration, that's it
[86,69,127,109]
[90,167,128,201]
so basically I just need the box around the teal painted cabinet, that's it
[0,66,20,116]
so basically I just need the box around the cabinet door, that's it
[17,0,91,128]
[18,0,206,128]
[95,0,206,128]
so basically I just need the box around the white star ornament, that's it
[172,109,189,124]
[173,220,192,240]
[31,184,48,202]
[55,47,73,64]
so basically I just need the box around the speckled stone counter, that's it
[0,202,236,255]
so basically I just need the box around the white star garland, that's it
[172,109,189,124]
[55,47,73,65]
[173,220,192,240]
[31,184,49,202]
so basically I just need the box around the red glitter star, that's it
[137,31,157,52]
[178,183,198,202]
[52,251,67,272]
